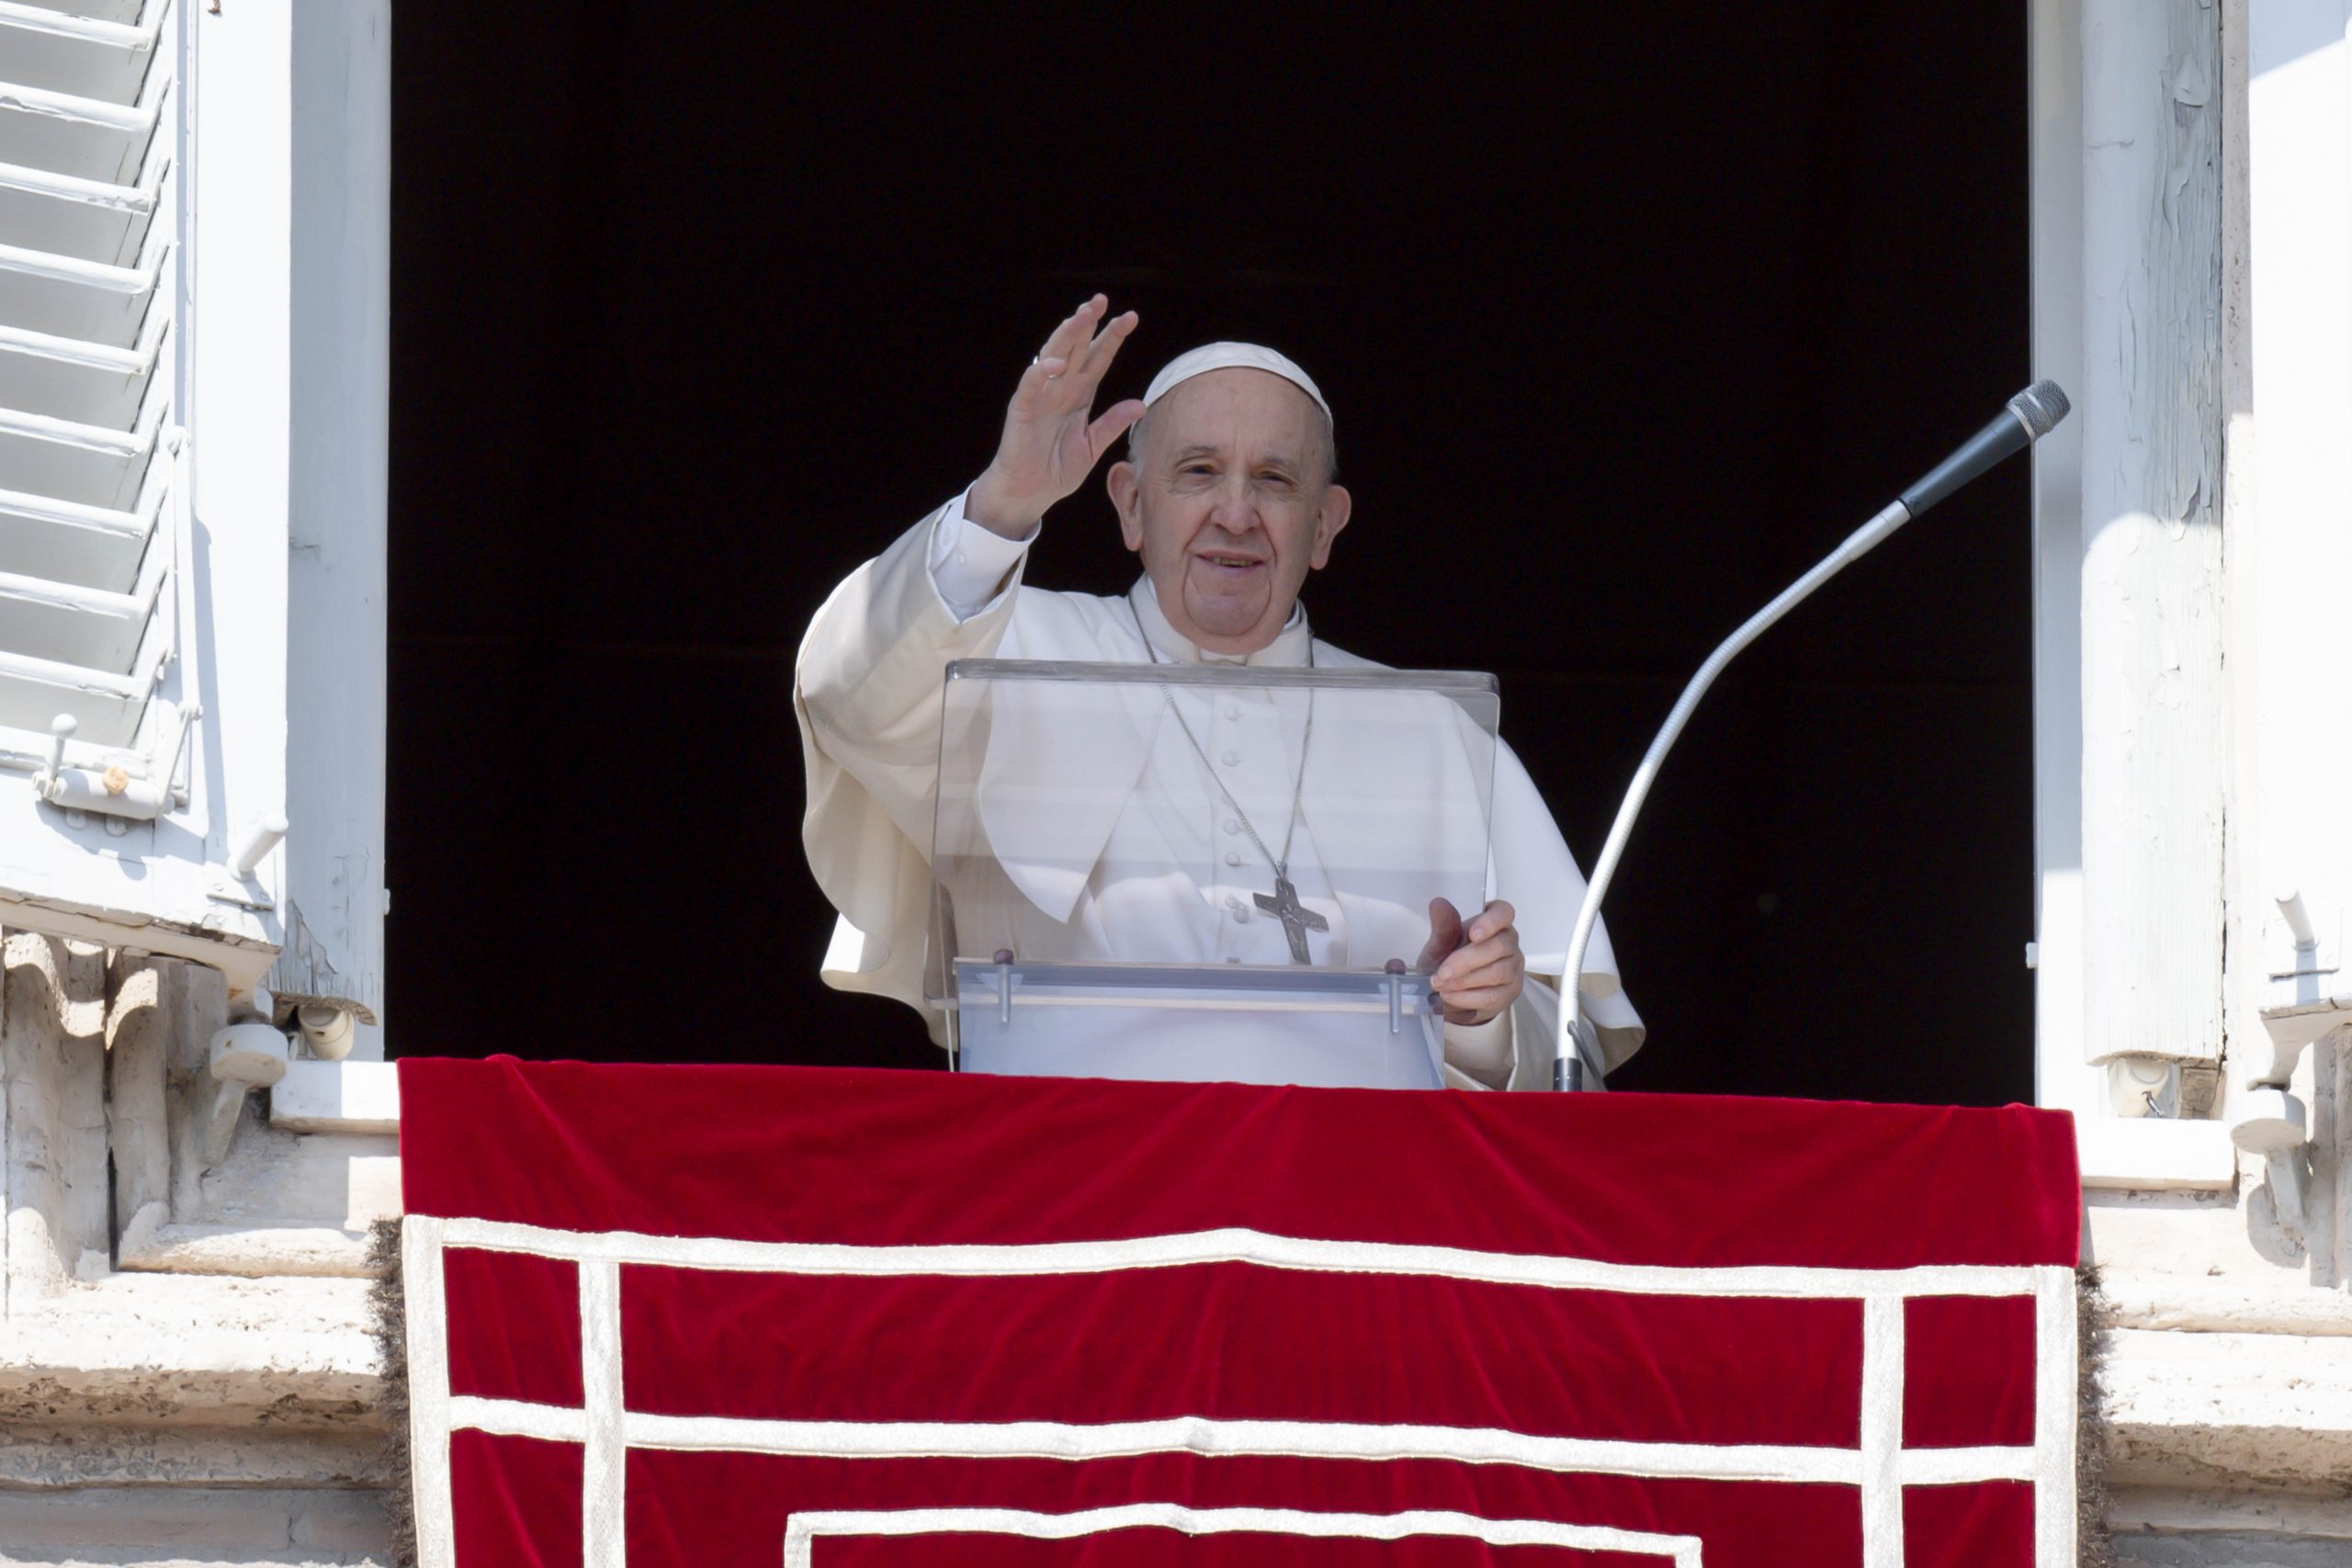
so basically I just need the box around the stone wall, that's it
[2095,1039,2352,1566]
[0,931,395,1566]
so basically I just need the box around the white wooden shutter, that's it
[0,0,264,992]
[0,0,182,775]
[0,3,390,1041]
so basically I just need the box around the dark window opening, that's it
[389,6,2032,1106]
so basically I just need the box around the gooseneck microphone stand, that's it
[1553,381,2074,1090]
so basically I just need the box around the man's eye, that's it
[1179,464,1214,477]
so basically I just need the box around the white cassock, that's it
[794,493,1645,1089]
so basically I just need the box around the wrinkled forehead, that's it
[1141,368,1330,461]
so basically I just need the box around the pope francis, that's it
[794,297,1642,1089]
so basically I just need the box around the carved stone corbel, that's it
[101,951,230,1258]
[1,932,111,1314]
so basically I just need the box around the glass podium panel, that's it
[930,659,1499,1088]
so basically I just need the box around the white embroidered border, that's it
[405,1217,2075,1568]
[446,1396,2036,1489]
[1859,1295,1905,1568]
[783,1506,1706,1566]
[2032,1267,2079,1562]
[435,1214,2050,1301]
[401,1216,456,1568]
[581,1259,626,1568]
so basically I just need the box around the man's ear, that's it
[1106,462,1144,553]
[1308,483,1352,570]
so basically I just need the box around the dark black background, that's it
[386,3,2033,1103]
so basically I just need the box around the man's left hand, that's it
[1422,897,1525,1026]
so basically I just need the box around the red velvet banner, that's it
[397,1060,2081,1567]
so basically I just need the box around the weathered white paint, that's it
[2031,0,2308,1269]
[283,0,390,1056]
[2216,0,2269,1239]
[185,0,292,979]
[2076,0,2230,1069]
[0,881,273,994]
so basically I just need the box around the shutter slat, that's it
[0,240,160,347]
[5,2,149,27]
[0,555,155,671]
[0,157,160,267]
[0,76,161,183]
[0,3,159,106]
[0,400,158,511]
[0,642,147,745]
[0,317,160,431]
[0,484,152,592]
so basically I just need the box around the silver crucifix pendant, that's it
[1254,872,1329,964]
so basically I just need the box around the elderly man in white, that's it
[796,297,1642,1089]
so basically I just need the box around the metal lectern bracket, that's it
[993,949,1014,1025]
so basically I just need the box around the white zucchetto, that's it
[1142,342,1332,429]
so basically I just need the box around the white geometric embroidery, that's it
[783,1506,1706,1566]
[401,1216,2079,1568]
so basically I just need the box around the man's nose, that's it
[1206,473,1258,531]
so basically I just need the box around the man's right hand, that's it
[966,295,1146,538]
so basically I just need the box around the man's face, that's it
[1106,368,1351,656]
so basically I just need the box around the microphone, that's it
[1898,380,2071,516]
[1552,381,2073,1090]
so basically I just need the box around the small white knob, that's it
[2276,888,2318,952]
[40,714,75,783]
[231,814,288,880]
[209,1022,289,1088]
[2230,1086,2307,1156]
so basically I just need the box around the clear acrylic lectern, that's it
[929,659,1499,1089]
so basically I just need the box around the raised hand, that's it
[1420,897,1527,1027]
[967,296,1147,537]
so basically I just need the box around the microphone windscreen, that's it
[2008,380,2071,439]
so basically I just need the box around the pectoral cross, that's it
[1254,871,1329,964]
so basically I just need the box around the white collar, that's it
[1126,579,1313,667]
